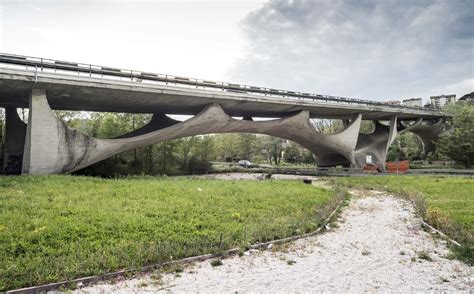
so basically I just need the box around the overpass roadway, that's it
[0,54,448,175]
[0,54,445,120]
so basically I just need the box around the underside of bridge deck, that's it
[2,89,446,175]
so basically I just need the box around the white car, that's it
[238,160,253,168]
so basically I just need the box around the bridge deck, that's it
[0,54,446,120]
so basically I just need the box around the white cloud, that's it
[0,0,265,81]
[229,0,474,102]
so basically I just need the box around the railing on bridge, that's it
[0,53,437,112]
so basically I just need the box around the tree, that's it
[193,135,215,173]
[214,134,240,161]
[238,133,258,160]
[284,144,300,163]
[156,141,178,175]
[262,137,284,165]
[360,120,375,134]
[176,136,198,173]
[387,132,422,161]
[436,102,474,167]
[311,119,342,133]
[302,149,316,164]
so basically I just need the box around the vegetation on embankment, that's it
[331,175,473,264]
[0,175,343,291]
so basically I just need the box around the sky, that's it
[1,0,473,102]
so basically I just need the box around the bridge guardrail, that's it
[0,53,444,114]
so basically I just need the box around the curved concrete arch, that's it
[96,109,361,170]
[406,119,445,157]
[393,118,445,159]
[115,114,180,139]
[398,118,423,134]
[21,89,363,174]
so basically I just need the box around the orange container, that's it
[386,160,409,173]
[363,164,378,173]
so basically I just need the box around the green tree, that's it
[302,149,316,164]
[262,137,284,165]
[387,133,422,161]
[436,102,474,167]
[238,133,258,160]
[193,135,215,173]
[214,134,240,161]
[176,136,198,173]
[284,144,302,164]
[156,141,178,175]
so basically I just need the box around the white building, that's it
[402,98,422,107]
[430,94,456,108]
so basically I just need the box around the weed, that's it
[210,259,223,267]
[287,260,296,265]
[174,265,184,273]
[450,244,473,266]
[238,248,245,257]
[149,272,162,281]
[272,242,291,253]
[417,251,433,261]
[399,251,406,255]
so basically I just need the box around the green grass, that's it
[331,175,473,264]
[332,176,473,230]
[0,175,339,291]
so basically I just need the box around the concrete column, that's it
[354,117,398,171]
[22,89,99,175]
[2,108,27,174]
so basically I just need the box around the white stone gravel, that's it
[194,172,322,181]
[75,192,473,293]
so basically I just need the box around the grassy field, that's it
[0,176,340,291]
[331,176,473,263]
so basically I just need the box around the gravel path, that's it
[75,191,473,293]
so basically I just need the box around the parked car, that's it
[238,160,253,168]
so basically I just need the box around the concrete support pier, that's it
[354,117,398,172]
[22,89,98,175]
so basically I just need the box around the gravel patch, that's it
[75,192,473,293]
[194,172,321,181]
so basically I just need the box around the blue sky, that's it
[1,0,472,102]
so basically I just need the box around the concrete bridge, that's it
[0,54,447,175]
